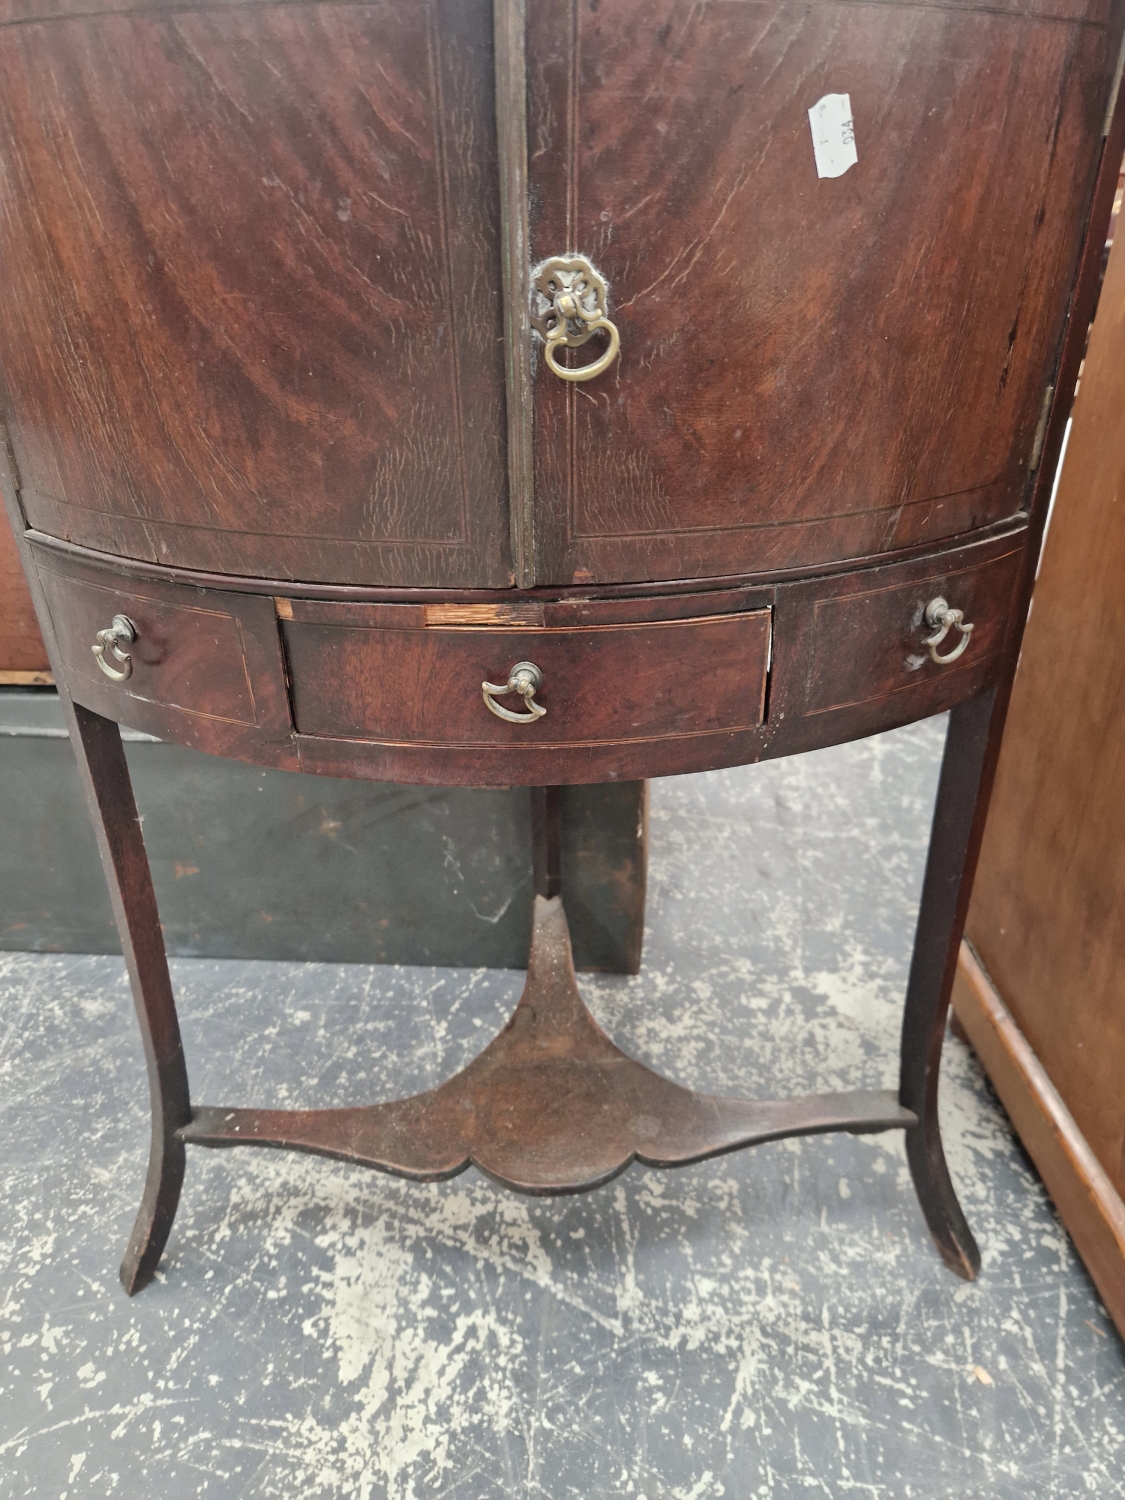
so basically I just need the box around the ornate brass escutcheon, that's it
[92,614,138,682]
[482,661,547,723]
[923,597,974,664]
[531,254,620,382]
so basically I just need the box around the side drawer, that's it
[31,551,292,752]
[284,609,772,747]
[799,545,1023,715]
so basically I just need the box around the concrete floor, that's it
[1,716,1122,1499]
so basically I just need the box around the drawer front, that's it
[285,610,771,747]
[32,558,293,754]
[38,565,258,723]
[800,547,1022,715]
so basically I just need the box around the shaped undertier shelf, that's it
[181,895,915,1193]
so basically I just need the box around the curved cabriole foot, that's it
[119,1135,186,1295]
[905,1125,981,1281]
[897,693,997,1283]
[65,704,193,1296]
[181,895,916,1194]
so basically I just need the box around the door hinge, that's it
[1029,384,1054,473]
[1104,34,1125,137]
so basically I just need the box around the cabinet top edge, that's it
[0,0,1114,31]
[21,518,1030,604]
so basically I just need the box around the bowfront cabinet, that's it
[0,1,1113,593]
[1,0,1122,1296]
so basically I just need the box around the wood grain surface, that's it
[0,1,1115,592]
[37,565,261,727]
[527,0,1116,585]
[284,608,772,745]
[0,0,1120,1301]
[0,1,511,586]
[964,198,1125,1204]
[802,547,1023,715]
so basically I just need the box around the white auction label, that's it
[808,92,857,179]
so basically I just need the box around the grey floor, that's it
[2,717,1123,1499]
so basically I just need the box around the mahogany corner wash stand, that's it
[2,0,1122,1295]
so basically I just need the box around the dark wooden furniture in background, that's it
[0,509,49,683]
[1,0,1122,1294]
[0,689,649,974]
[953,168,1125,1342]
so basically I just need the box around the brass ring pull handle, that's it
[544,316,620,383]
[923,597,974,665]
[92,614,137,682]
[532,254,621,384]
[482,661,547,723]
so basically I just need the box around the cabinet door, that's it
[527,0,1113,585]
[0,1,511,588]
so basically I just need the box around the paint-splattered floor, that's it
[2,717,1122,1499]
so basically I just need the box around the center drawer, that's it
[282,602,772,748]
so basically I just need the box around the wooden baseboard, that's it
[952,942,1125,1340]
[0,670,53,685]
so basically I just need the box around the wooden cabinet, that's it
[0,1,1113,589]
[953,182,1125,1341]
[0,0,1121,1294]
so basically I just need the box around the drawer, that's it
[799,545,1022,715]
[284,607,772,748]
[32,554,292,752]
[38,565,257,722]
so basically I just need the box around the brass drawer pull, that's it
[923,597,974,664]
[92,614,137,682]
[532,254,620,383]
[482,661,547,723]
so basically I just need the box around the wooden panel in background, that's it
[952,947,1125,1341]
[0,504,49,679]
[0,0,1111,25]
[956,172,1125,1339]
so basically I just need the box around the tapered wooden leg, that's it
[66,702,191,1294]
[900,691,999,1280]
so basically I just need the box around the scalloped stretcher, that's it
[181,894,915,1193]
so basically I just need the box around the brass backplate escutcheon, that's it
[530,254,609,348]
